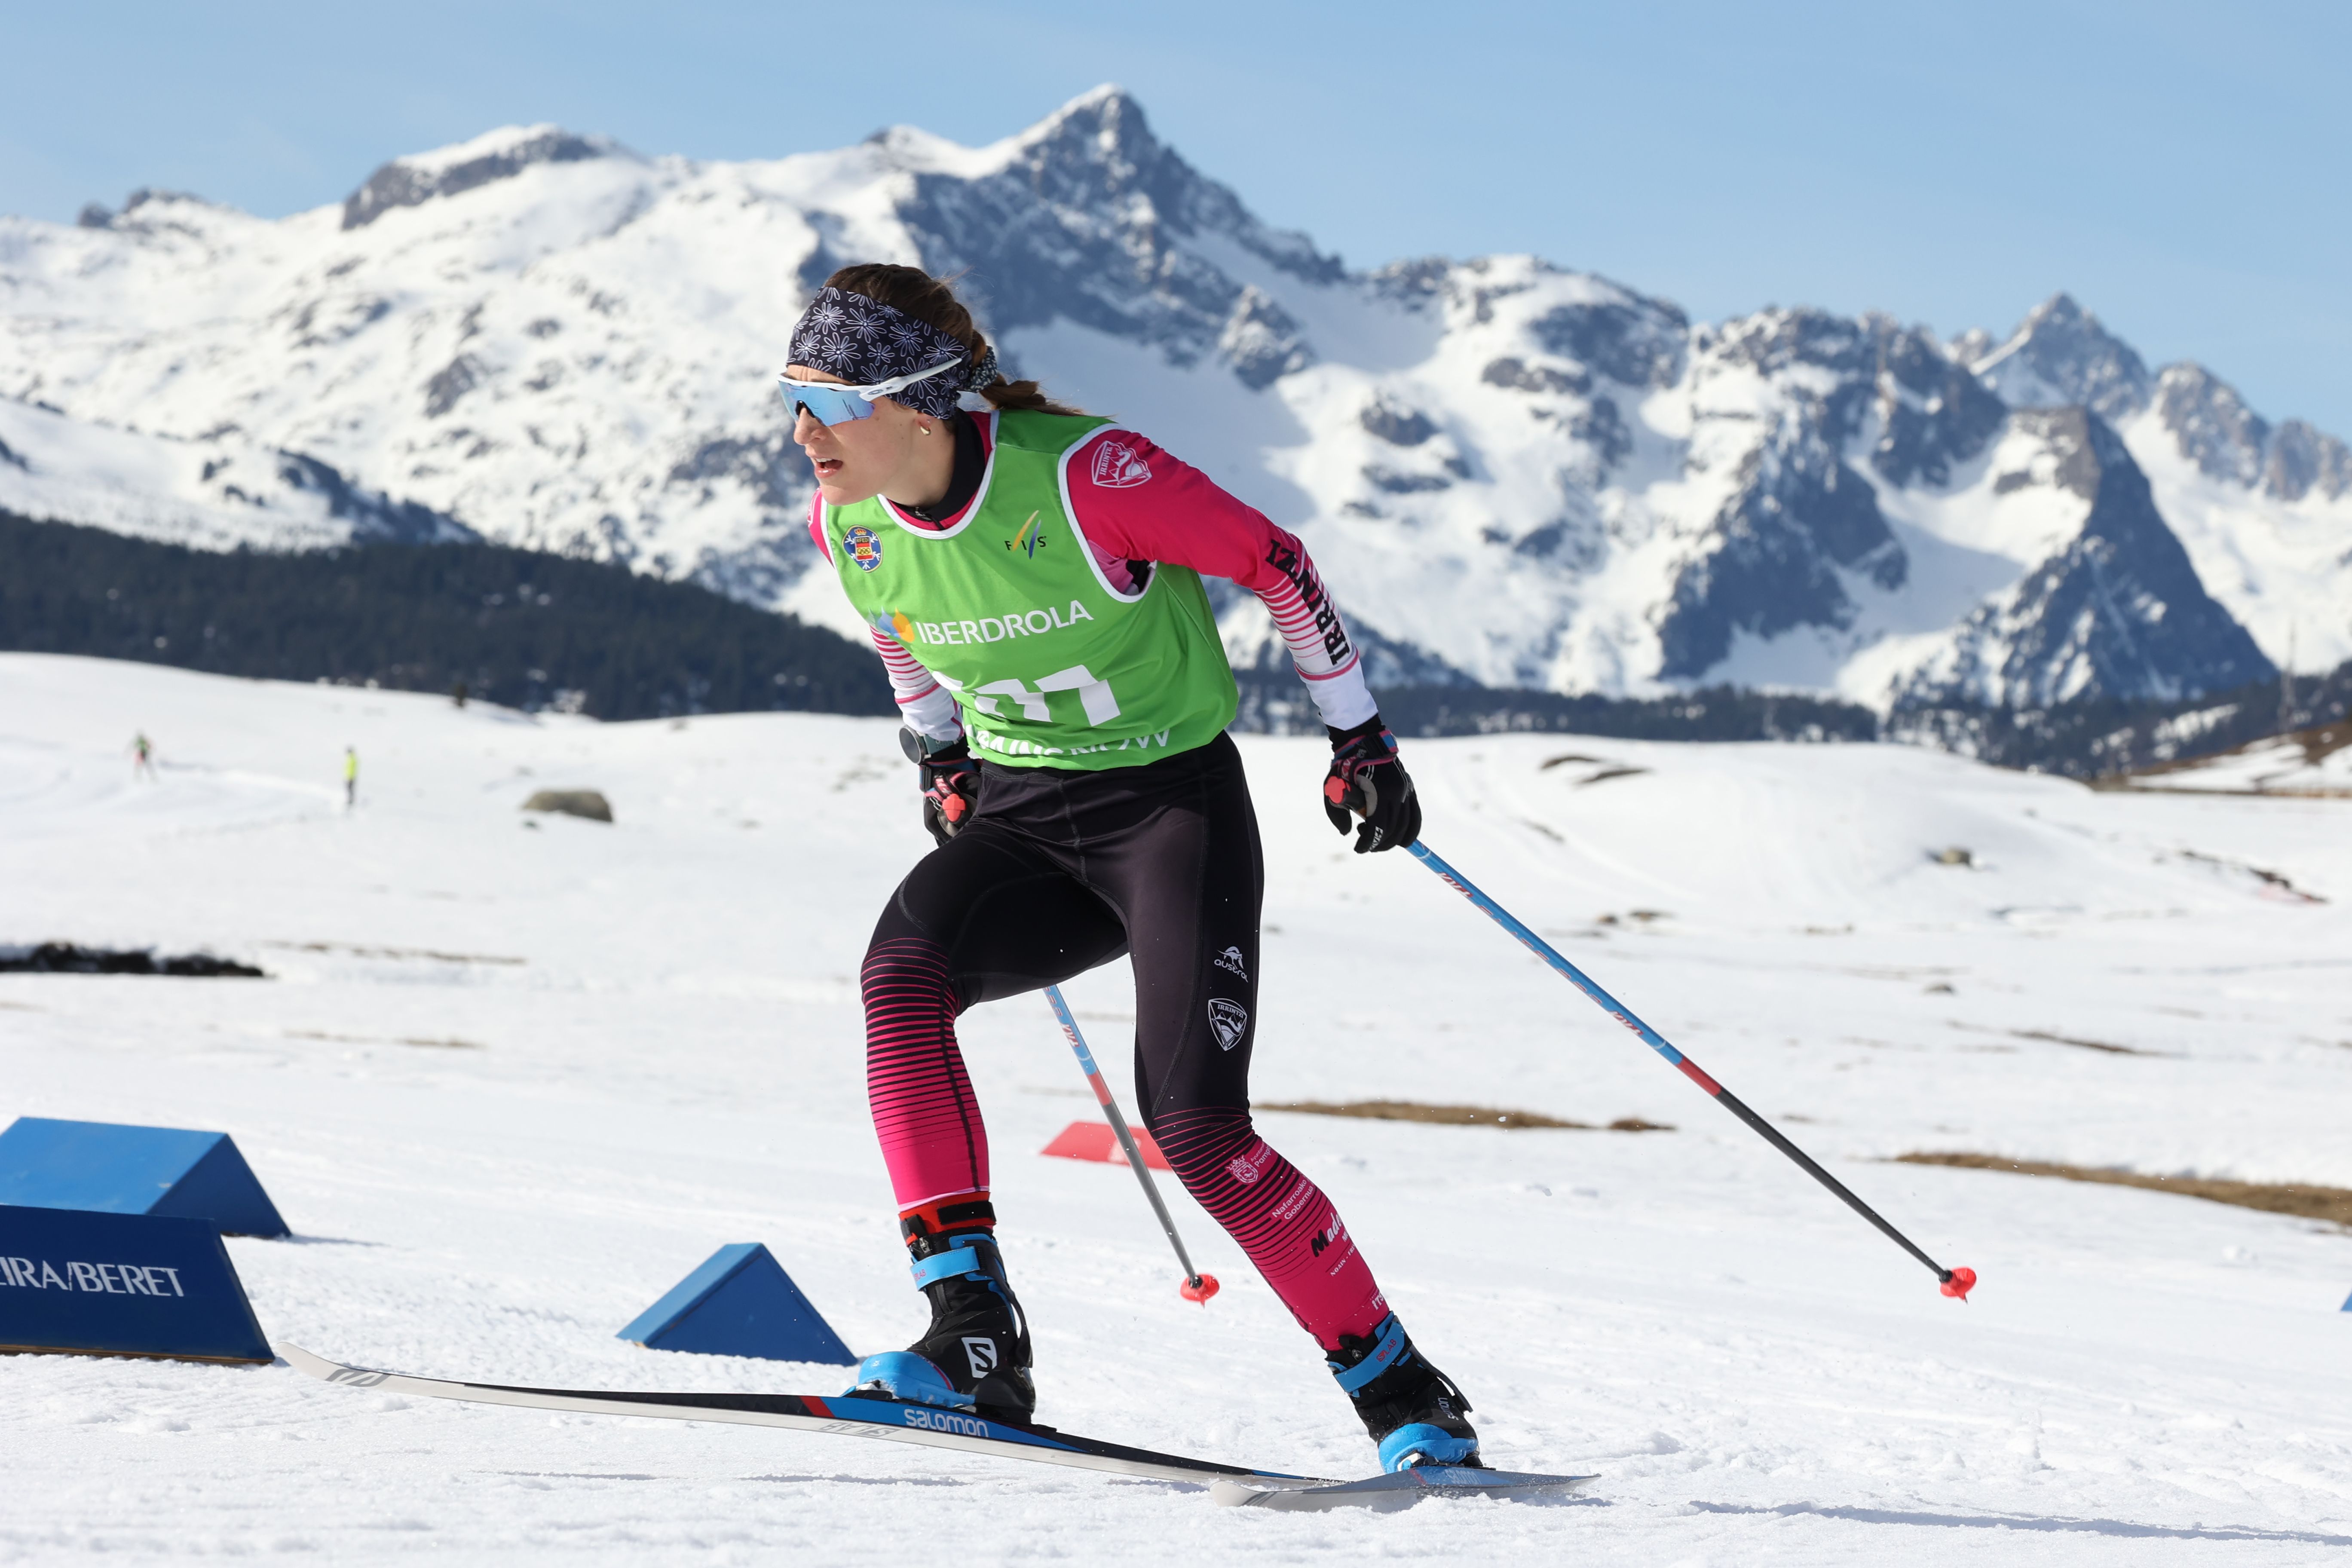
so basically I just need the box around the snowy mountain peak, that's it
[2156,362,2270,486]
[880,85,1338,385]
[74,187,232,233]
[1010,83,1158,178]
[1973,292,2152,419]
[1914,407,2274,707]
[2148,361,2351,503]
[341,125,628,230]
[2265,419,2352,504]
[7,98,2349,712]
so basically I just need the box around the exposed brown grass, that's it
[2009,1028,2163,1057]
[2103,718,2352,787]
[1896,1152,2352,1225]
[284,1029,485,1050]
[264,940,526,965]
[1259,1099,1673,1132]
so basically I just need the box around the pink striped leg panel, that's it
[863,938,988,1207]
[1152,1106,1388,1352]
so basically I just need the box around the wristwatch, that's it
[899,726,964,765]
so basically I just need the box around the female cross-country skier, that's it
[784,264,1478,1473]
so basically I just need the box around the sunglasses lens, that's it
[780,381,875,426]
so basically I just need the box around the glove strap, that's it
[1328,716,1397,760]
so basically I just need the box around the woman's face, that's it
[787,364,930,507]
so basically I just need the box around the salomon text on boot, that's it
[1326,1313,1482,1471]
[849,1203,1035,1421]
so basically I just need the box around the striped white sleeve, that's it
[815,494,963,744]
[1254,530,1378,731]
[872,625,962,744]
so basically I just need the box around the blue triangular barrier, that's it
[0,1118,289,1238]
[619,1243,856,1364]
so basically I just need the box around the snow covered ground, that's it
[4,652,2350,1563]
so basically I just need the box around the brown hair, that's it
[821,263,1084,416]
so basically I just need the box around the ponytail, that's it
[819,263,1086,416]
[977,374,1078,415]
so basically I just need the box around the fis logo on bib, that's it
[1004,511,1047,558]
[844,526,883,572]
[1207,998,1249,1051]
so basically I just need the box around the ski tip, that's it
[1181,1274,1221,1305]
[1210,1467,1599,1510]
[1939,1266,1978,1302]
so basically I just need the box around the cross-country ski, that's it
[284,1345,1325,1489]
[284,1345,1595,1509]
[1208,1468,1597,1512]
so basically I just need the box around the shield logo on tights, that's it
[1207,998,1249,1051]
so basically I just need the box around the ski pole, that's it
[1044,984,1221,1304]
[1405,840,1976,1301]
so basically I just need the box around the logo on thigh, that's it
[1207,998,1249,1051]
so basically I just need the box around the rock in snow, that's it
[3,88,2345,709]
[522,788,613,823]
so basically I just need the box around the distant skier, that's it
[129,732,156,781]
[343,746,358,808]
[785,266,1470,1473]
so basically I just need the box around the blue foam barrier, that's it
[0,1204,273,1363]
[0,1118,290,1238]
[619,1243,857,1364]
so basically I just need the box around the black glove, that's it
[1322,717,1420,854]
[900,727,980,846]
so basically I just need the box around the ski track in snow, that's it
[3,652,2350,1564]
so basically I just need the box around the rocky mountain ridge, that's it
[3,87,2344,711]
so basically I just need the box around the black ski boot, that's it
[849,1218,1034,1421]
[1327,1313,1482,1471]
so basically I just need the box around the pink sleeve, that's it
[1067,430,1378,731]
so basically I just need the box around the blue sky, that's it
[5,1,2346,434]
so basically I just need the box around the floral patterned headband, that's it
[786,287,999,418]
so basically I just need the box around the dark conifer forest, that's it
[0,511,888,720]
[5,509,2343,775]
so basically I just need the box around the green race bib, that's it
[827,410,1238,770]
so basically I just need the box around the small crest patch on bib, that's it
[844,526,884,572]
[1090,439,1152,489]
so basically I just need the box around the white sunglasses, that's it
[776,357,963,424]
